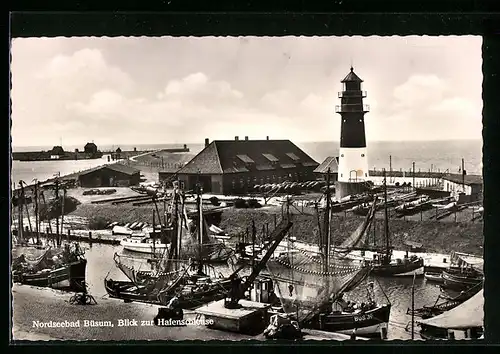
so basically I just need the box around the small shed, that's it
[78,164,140,187]
[313,156,339,182]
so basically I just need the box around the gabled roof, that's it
[175,142,224,174]
[341,67,363,83]
[78,163,140,177]
[177,139,318,175]
[314,156,339,174]
[442,174,483,186]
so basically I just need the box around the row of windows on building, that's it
[231,171,312,188]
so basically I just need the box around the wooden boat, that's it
[120,235,169,254]
[424,272,444,283]
[12,244,87,291]
[107,184,238,308]
[266,172,391,338]
[104,267,234,309]
[311,303,391,337]
[442,268,483,291]
[370,255,424,277]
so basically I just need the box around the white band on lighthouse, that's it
[338,147,369,182]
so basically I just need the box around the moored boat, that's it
[370,254,424,277]
[442,268,483,291]
[120,235,169,254]
[12,243,87,291]
[424,272,444,283]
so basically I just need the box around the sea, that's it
[11,140,483,186]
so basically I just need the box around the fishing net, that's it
[266,248,371,323]
[334,199,377,257]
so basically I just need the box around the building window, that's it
[365,173,367,177]
[341,154,344,157]
[361,154,365,157]
[341,174,343,178]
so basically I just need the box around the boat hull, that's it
[309,304,391,338]
[120,240,169,254]
[424,272,444,283]
[442,270,483,291]
[13,259,87,291]
[104,278,232,309]
[371,258,424,277]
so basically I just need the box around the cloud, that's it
[372,74,482,140]
[11,36,482,146]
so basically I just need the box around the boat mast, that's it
[19,181,33,239]
[383,169,390,260]
[323,168,332,272]
[54,177,60,246]
[197,182,204,275]
[33,179,40,245]
[61,186,66,244]
[152,209,156,261]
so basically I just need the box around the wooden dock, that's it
[195,299,271,334]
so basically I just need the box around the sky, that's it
[10,36,482,147]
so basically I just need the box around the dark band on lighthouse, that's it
[336,67,369,149]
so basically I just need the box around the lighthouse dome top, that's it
[341,66,363,83]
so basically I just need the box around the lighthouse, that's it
[335,67,370,199]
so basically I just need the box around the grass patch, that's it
[219,208,483,256]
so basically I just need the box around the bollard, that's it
[89,231,93,240]
[379,326,388,340]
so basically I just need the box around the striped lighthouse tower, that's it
[335,67,371,199]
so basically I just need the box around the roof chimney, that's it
[266,136,269,140]
[235,136,239,141]
[204,138,209,147]
[245,136,248,141]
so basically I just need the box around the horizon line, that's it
[12,137,482,149]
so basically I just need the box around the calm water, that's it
[82,242,440,340]
[11,140,482,186]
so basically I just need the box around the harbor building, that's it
[77,164,140,188]
[175,137,319,195]
[313,156,339,182]
[442,173,483,203]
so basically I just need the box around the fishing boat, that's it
[336,171,424,277]
[120,234,169,254]
[265,170,391,338]
[105,182,239,308]
[394,195,431,216]
[441,252,483,291]
[12,243,87,291]
[367,171,424,276]
[424,272,444,283]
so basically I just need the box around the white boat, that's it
[120,235,169,254]
[112,225,133,236]
[425,272,444,283]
